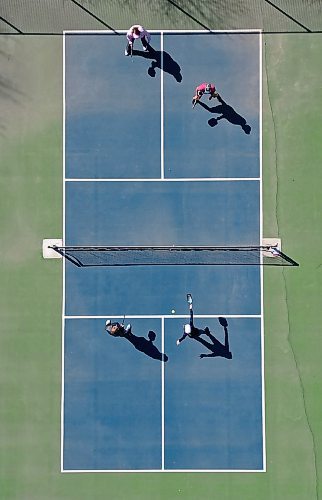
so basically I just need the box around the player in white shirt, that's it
[125,25,151,56]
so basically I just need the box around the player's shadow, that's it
[194,318,233,359]
[198,96,251,134]
[132,46,182,82]
[125,330,168,362]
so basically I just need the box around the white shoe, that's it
[125,323,132,332]
[105,319,111,327]
[176,339,180,346]
[125,49,129,56]
[143,46,148,52]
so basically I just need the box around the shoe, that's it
[143,45,149,52]
[125,323,132,333]
[125,49,130,56]
[105,319,111,327]
[176,339,181,346]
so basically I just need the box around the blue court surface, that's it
[63,31,264,472]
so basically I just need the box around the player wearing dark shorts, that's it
[105,320,131,337]
[176,295,210,345]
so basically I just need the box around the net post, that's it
[262,238,299,266]
[262,237,281,251]
[42,239,63,259]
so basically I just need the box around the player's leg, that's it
[203,328,218,344]
[141,36,149,51]
[194,334,214,351]
[209,91,219,100]
[192,95,200,108]
[125,41,132,56]
[177,326,189,345]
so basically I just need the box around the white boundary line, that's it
[161,317,165,470]
[63,29,262,35]
[160,31,164,179]
[62,28,264,474]
[65,177,260,182]
[64,314,262,320]
[61,33,66,473]
[62,468,264,473]
[259,31,267,472]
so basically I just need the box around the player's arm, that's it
[126,27,134,42]
[141,28,151,42]
[176,332,187,345]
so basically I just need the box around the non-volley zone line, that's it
[64,314,261,320]
[64,177,260,182]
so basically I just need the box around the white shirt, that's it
[126,25,151,44]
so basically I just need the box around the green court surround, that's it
[0,11,321,500]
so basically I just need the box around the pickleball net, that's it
[48,245,299,267]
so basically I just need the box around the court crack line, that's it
[263,39,279,237]
[283,268,319,499]
[265,39,318,499]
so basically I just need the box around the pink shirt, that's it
[196,82,216,93]
[126,25,151,43]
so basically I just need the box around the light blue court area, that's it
[63,318,162,471]
[63,317,263,471]
[163,33,260,178]
[65,180,261,316]
[65,34,161,179]
[63,31,264,472]
[164,317,263,470]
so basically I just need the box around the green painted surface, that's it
[263,34,322,500]
[0,28,321,500]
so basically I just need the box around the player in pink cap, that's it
[192,82,219,108]
[125,25,151,56]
